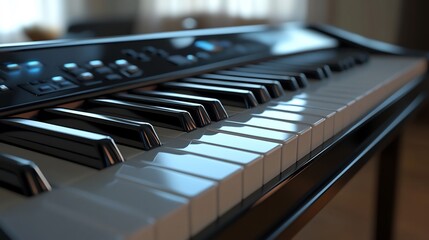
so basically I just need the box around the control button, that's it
[68,68,87,77]
[186,54,198,62]
[51,76,66,82]
[167,55,191,66]
[115,59,129,67]
[0,85,9,92]
[120,65,143,78]
[122,49,138,58]
[5,63,21,72]
[95,66,113,75]
[196,51,211,59]
[125,65,140,74]
[50,77,78,89]
[26,61,43,69]
[137,53,151,62]
[77,72,94,81]
[88,60,104,68]
[63,63,79,71]
[105,74,123,81]
[156,49,169,58]
[38,84,55,92]
[143,46,157,55]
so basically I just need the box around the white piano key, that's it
[252,109,325,150]
[226,116,311,160]
[0,143,96,186]
[0,188,156,240]
[267,104,335,141]
[311,89,365,122]
[208,122,298,172]
[163,139,263,198]
[74,175,190,240]
[126,148,243,216]
[276,98,347,134]
[116,164,217,235]
[0,188,25,211]
[179,130,282,184]
[293,93,357,126]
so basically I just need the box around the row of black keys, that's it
[0,49,369,196]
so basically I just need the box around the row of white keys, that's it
[225,114,312,160]
[275,98,347,135]
[208,122,298,172]
[0,143,158,239]
[0,188,156,240]
[72,168,191,240]
[267,104,335,142]
[113,163,217,236]
[251,108,326,151]
[175,129,283,184]
[0,142,212,239]
[123,146,243,216]
[160,138,264,198]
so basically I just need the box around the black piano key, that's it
[130,90,228,121]
[275,63,333,77]
[39,108,161,150]
[199,73,284,98]
[84,99,197,132]
[254,63,326,80]
[113,93,211,127]
[0,153,52,196]
[352,51,370,64]
[0,119,124,169]
[159,82,258,108]
[181,78,272,104]
[274,49,369,71]
[217,70,300,90]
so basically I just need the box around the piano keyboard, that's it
[0,23,426,240]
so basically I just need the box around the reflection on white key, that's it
[252,110,325,150]
[209,122,298,172]
[227,116,311,160]
[74,174,190,240]
[164,139,263,198]
[116,164,217,235]
[293,93,356,126]
[268,104,335,141]
[277,98,347,134]
[182,130,282,184]
[127,149,242,216]
[0,188,156,240]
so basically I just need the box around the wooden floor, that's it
[293,110,429,240]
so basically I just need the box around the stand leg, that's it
[375,134,401,240]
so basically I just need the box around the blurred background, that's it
[1,0,428,50]
[0,0,428,239]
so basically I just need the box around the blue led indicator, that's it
[27,61,42,68]
[195,40,216,52]
[64,63,78,70]
[115,59,129,67]
[6,63,21,71]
